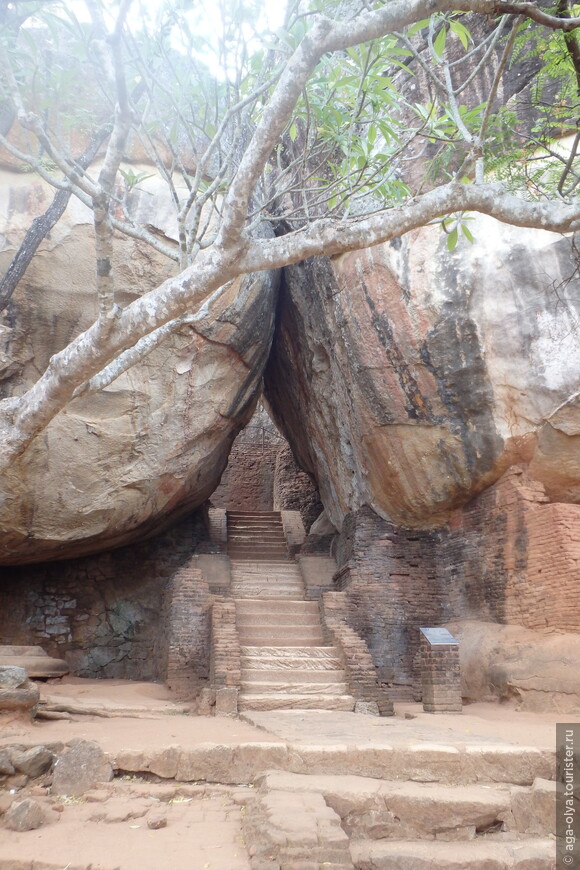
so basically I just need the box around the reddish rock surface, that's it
[265,218,580,529]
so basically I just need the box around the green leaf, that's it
[368,123,377,146]
[450,20,471,50]
[433,26,447,60]
[407,18,430,37]
[289,122,297,142]
[446,226,458,252]
[461,224,475,243]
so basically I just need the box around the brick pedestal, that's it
[419,627,462,713]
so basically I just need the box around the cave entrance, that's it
[211,401,321,523]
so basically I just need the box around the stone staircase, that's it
[227,510,355,712]
[227,511,289,560]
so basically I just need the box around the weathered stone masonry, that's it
[0,512,207,680]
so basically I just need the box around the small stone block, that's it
[215,687,238,717]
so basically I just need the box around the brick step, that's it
[350,839,554,869]
[241,668,347,683]
[240,680,349,695]
[238,693,355,711]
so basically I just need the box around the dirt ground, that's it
[0,678,571,870]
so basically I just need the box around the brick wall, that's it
[210,598,241,689]
[333,466,580,697]
[321,591,393,715]
[334,506,442,693]
[211,405,322,524]
[160,561,211,698]
[442,466,580,632]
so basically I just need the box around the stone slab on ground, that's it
[350,838,556,869]
[0,646,69,678]
[243,786,353,869]
[257,771,514,840]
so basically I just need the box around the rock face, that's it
[0,170,278,563]
[447,620,580,712]
[265,218,580,528]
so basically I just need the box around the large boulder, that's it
[265,218,580,528]
[0,170,278,563]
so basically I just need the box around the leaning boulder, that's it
[265,218,580,528]
[0,171,279,564]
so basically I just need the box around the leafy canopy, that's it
[1,0,578,260]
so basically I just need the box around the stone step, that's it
[241,659,343,673]
[241,645,338,659]
[238,635,325,647]
[241,668,347,682]
[227,511,282,517]
[231,587,305,598]
[229,551,290,558]
[235,599,317,613]
[259,771,513,839]
[232,584,304,590]
[231,569,302,576]
[228,529,286,542]
[238,622,323,635]
[239,693,355,711]
[241,680,349,695]
[231,564,302,572]
[228,533,285,538]
[350,839,555,869]
[237,616,321,629]
[228,540,287,547]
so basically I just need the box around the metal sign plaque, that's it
[420,626,458,645]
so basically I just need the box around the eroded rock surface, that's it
[265,219,580,528]
[447,620,580,712]
[0,171,278,563]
